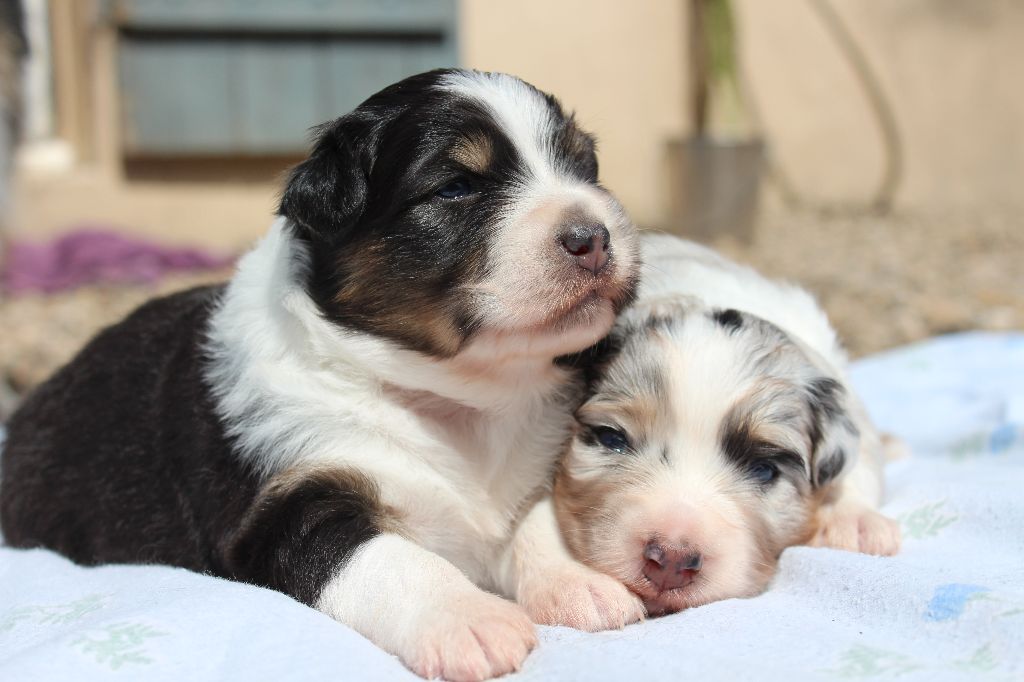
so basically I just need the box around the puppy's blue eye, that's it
[749,461,779,484]
[435,178,474,199]
[592,426,631,454]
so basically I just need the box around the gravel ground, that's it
[1,205,1021,413]
[715,205,1023,357]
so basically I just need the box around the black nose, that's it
[642,540,702,592]
[559,223,610,274]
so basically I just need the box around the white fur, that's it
[317,533,537,681]
[639,232,845,369]
[205,219,578,587]
[494,498,645,631]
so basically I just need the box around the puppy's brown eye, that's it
[435,177,475,199]
[592,426,631,454]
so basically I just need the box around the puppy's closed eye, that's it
[746,460,779,484]
[434,177,477,200]
[741,443,806,488]
[580,424,633,455]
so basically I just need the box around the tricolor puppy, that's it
[555,233,900,616]
[0,70,643,681]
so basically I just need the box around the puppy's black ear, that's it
[278,116,371,241]
[806,377,858,488]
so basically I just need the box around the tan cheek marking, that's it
[332,241,466,358]
[333,240,385,306]
[807,482,841,539]
[553,465,620,562]
[740,506,783,587]
[742,487,823,591]
[791,495,823,550]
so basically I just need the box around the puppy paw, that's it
[403,589,536,682]
[880,433,911,461]
[519,564,645,632]
[812,504,901,556]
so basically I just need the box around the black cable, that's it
[740,0,904,214]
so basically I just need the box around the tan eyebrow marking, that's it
[451,132,493,174]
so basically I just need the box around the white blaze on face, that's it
[588,329,765,604]
[438,71,639,350]
[441,71,558,186]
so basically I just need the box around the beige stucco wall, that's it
[463,0,1024,225]
[739,0,1024,211]
[459,0,689,228]
[13,0,1024,247]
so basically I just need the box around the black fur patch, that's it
[0,286,259,572]
[225,469,390,606]
[556,324,628,392]
[807,377,844,422]
[814,449,847,488]
[712,308,744,333]
[720,418,808,487]
[805,377,856,488]
[642,314,679,334]
[0,287,394,609]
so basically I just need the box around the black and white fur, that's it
[555,233,900,616]
[0,69,643,681]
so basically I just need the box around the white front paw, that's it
[812,504,901,556]
[402,588,537,682]
[519,564,645,632]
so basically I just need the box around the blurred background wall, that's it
[11,0,1024,244]
[1,0,1022,407]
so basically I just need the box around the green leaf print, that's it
[828,644,921,678]
[0,594,108,633]
[898,500,958,539]
[954,643,998,673]
[73,622,167,670]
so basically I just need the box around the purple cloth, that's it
[2,229,236,293]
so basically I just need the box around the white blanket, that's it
[2,332,1022,681]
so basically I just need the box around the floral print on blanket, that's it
[826,641,1004,678]
[0,593,109,632]
[72,622,167,670]
[924,584,989,621]
[824,582,1022,678]
[0,594,166,670]
[827,644,921,678]
[948,423,1023,460]
[897,500,958,540]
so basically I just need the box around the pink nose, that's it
[559,223,610,274]
[642,540,703,592]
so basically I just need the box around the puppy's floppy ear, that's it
[806,377,858,489]
[278,115,372,241]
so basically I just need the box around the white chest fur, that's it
[204,221,574,588]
